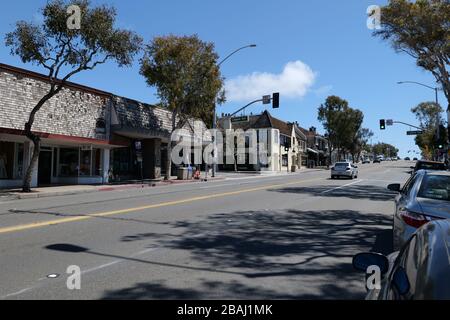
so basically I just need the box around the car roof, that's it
[417,170,450,176]
[417,160,445,165]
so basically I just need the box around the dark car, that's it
[373,159,381,164]
[411,160,447,173]
[405,157,411,161]
[413,158,418,161]
[353,219,450,300]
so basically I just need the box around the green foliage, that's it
[5,0,142,76]
[412,101,448,157]
[318,96,368,160]
[373,0,450,106]
[140,34,224,128]
[372,143,399,158]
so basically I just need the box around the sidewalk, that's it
[0,168,326,201]
[0,175,225,201]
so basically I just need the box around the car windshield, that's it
[418,175,450,201]
[416,162,446,171]
[335,163,349,168]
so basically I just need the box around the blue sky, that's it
[0,0,446,157]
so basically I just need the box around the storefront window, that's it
[282,154,288,167]
[0,141,14,180]
[14,143,24,179]
[80,148,92,176]
[59,148,79,177]
[92,149,102,176]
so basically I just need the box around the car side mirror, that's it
[392,267,410,295]
[352,252,389,275]
[387,184,401,192]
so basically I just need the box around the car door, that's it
[380,235,418,300]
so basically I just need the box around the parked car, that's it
[331,162,358,179]
[362,159,371,164]
[413,158,418,161]
[405,157,411,161]
[386,157,392,161]
[353,219,450,300]
[410,160,447,174]
[373,159,381,164]
[388,170,450,250]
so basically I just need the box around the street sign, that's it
[231,116,249,123]
[407,131,423,136]
[262,95,271,105]
[386,119,394,126]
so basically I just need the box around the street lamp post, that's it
[212,44,257,177]
[397,81,445,161]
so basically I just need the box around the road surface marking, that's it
[1,287,33,299]
[0,177,322,235]
[320,180,364,194]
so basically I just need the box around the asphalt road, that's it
[0,161,413,300]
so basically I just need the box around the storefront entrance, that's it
[38,149,52,186]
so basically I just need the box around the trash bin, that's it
[177,167,189,180]
[291,165,297,173]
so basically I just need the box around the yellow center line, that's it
[0,177,322,235]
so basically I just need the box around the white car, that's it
[331,162,359,179]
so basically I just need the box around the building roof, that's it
[223,110,294,136]
[0,62,112,97]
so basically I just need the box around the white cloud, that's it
[313,85,333,96]
[225,60,317,102]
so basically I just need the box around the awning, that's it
[307,148,319,154]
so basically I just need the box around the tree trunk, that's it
[165,142,172,181]
[22,132,40,192]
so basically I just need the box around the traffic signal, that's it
[272,93,280,109]
[380,119,386,130]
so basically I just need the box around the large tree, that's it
[373,0,450,143]
[349,127,374,163]
[372,142,400,158]
[318,96,349,162]
[412,101,448,159]
[140,35,224,180]
[5,0,142,192]
[318,96,366,162]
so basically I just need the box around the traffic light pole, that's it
[392,121,422,130]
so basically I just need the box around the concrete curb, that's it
[1,177,228,201]
[0,169,323,201]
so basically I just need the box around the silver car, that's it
[331,162,358,179]
[388,170,450,250]
[353,219,450,300]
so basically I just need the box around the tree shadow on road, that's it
[99,208,393,299]
[271,184,398,202]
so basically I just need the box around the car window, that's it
[335,163,349,168]
[402,174,419,195]
[417,175,450,201]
